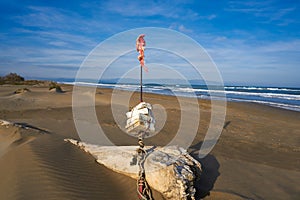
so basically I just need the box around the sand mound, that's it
[14,87,31,94]
[0,119,48,158]
[0,120,22,157]
[49,87,63,93]
[48,82,63,93]
[0,134,165,200]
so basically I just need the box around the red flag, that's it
[136,34,148,72]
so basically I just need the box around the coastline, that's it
[0,83,299,199]
[62,81,300,112]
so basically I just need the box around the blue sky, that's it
[0,0,299,87]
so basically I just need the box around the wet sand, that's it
[0,84,299,199]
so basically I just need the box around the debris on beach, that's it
[125,102,155,135]
[0,119,12,127]
[0,119,50,133]
[64,139,202,200]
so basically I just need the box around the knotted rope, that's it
[136,133,153,200]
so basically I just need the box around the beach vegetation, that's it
[0,73,44,85]
[14,87,31,94]
[49,81,63,92]
[0,73,24,84]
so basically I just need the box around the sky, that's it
[0,0,299,87]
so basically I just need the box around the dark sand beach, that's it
[0,84,299,199]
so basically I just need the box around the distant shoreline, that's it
[1,76,299,112]
[61,81,300,112]
[0,72,299,112]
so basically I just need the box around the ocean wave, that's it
[170,87,300,101]
[223,90,300,101]
[229,98,300,112]
[224,86,300,93]
[62,82,300,112]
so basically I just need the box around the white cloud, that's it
[101,0,199,20]
[14,28,97,47]
[204,36,300,85]
[226,1,297,25]
[13,5,122,35]
[178,25,193,33]
[169,23,193,33]
[207,14,217,20]
[14,6,72,29]
[48,41,69,47]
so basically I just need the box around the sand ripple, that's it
[0,133,164,199]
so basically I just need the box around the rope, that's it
[136,132,153,200]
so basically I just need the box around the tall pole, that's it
[140,65,143,102]
[137,34,145,103]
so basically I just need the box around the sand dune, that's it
[0,120,22,157]
[0,129,164,200]
[0,119,45,158]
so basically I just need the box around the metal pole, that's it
[140,65,143,102]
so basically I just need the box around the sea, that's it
[61,81,300,112]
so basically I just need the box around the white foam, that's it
[60,82,300,111]
[229,98,300,112]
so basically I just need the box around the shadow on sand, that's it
[13,122,51,134]
[189,142,221,199]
